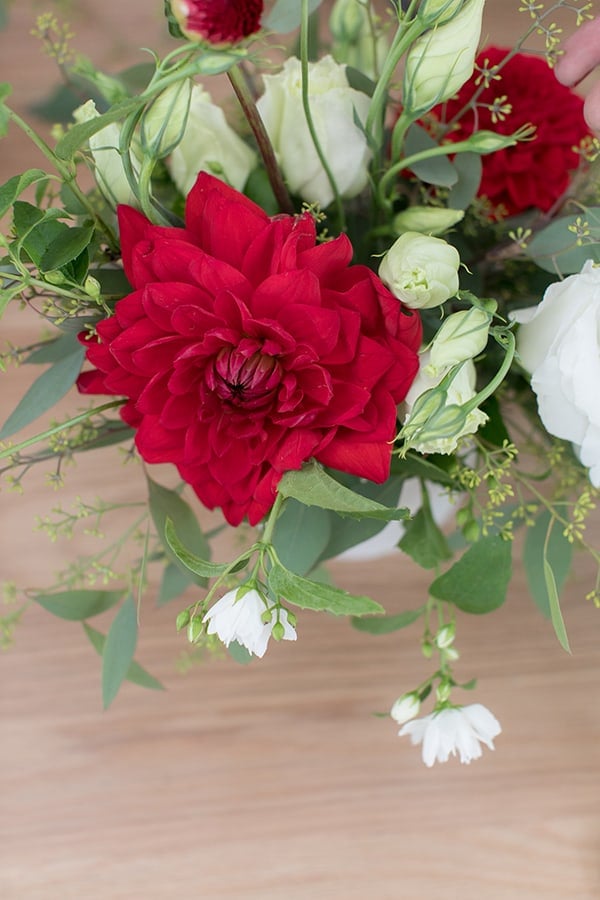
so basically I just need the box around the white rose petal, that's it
[398,703,501,766]
[512,259,600,486]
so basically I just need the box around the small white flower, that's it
[390,692,421,725]
[203,587,296,658]
[398,703,501,766]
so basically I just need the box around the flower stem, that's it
[0,400,123,460]
[227,65,294,216]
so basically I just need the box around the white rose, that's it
[512,260,600,485]
[73,99,139,208]
[168,85,256,195]
[256,55,371,208]
[378,231,460,309]
[403,0,486,112]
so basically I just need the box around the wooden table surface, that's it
[2,3,600,898]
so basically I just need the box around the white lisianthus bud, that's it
[403,0,486,112]
[402,354,488,454]
[168,85,256,195]
[256,55,371,208]
[465,125,536,154]
[418,0,464,24]
[379,232,460,309]
[329,0,366,42]
[73,99,139,208]
[393,206,464,236]
[428,308,491,373]
[330,0,388,80]
[390,692,421,725]
[140,79,192,160]
[203,586,297,658]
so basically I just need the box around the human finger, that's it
[554,17,600,87]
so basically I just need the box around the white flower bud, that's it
[168,85,256,195]
[435,623,455,649]
[140,79,192,160]
[329,0,366,43]
[393,206,464,236]
[73,99,139,208]
[403,0,486,112]
[379,232,460,309]
[428,308,491,373]
[390,692,421,725]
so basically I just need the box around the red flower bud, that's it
[170,0,264,45]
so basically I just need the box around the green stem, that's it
[300,0,346,230]
[0,400,123,460]
[7,108,119,253]
[261,491,286,547]
[227,65,294,215]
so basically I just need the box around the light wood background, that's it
[2,2,600,898]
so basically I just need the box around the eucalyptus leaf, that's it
[525,211,600,275]
[35,588,124,620]
[83,623,164,690]
[272,500,332,576]
[102,595,139,708]
[544,559,571,653]
[227,641,253,665]
[351,607,424,634]
[157,562,194,607]
[0,82,10,138]
[404,124,458,187]
[265,0,323,32]
[268,562,384,616]
[164,517,240,579]
[278,461,410,520]
[319,478,405,560]
[429,535,512,613]
[148,476,210,583]
[523,510,572,620]
[0,347,85,439]
[399,504,452,570]
[25,331,81,364]
[447,152,482,210]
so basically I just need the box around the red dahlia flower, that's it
[170,0,263,44]
[437,46,590,216]
[78,174,421,526]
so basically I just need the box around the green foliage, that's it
[523,510,573,651]
[272,500,332,576]
[147,477,210,584]
[265,0,324,33]
[34,588,125,620]
[100,595,140,707]
[525,209,600,275]
[448,152,482,210]
[278,461,410,520]
[83,622,164,691]
[164,517,241,580]
[399,502,452,570]
[429,535,512,614]
[268,561,384,616]
[0,170,48,219]
[0,82,10,137]
[157,562,194,607]
[404,124,458,187]
[318,478,406,560]
[0,347,85,440]
[351,607,424,634]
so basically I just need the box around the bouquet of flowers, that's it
[1,0,599,767]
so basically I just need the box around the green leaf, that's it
[318,477,405,560]
[102,595,139,708]
[25,331,81,364]
[0,169,48,219]
[83,623,164,690]
[54,96,143,161]
[265,0,323,32]
[523,511,573,620]
[0,82,10,137]
[544,559,571,653]
[404,124,458,187]
[447,152,482,210]
[12,201,68,266]
[272,500,332,576]
[429,535,512,613]
[157,562,194,607]
[525,210,600,275]
[278,461,410,520]
[227,641,253,665]
[164,517,238,579]
[268,562,384,616]
[39,224,94,272]
[399,503,452,570]
[35,588,124,620]
[147,476,210,582]
[390,452,457,487]
[351,607,424,634]
[478,395,511,448]
[0,347,85,439]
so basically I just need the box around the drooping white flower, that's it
[390,692,421,725]
[203,587,296,658]
[511,260,600,487]
[398,703,501,766]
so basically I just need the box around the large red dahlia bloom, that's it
[438,47,590,216]
[170,0,263,44]
[78,174,421,526]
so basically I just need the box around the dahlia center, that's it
[211,347,281,409]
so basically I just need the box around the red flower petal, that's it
[171,0,263,45]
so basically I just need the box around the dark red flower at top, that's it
[77,174,421,526]
[170,0,263,44]
[436,46,590,216]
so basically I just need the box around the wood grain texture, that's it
[1,3,600,898]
